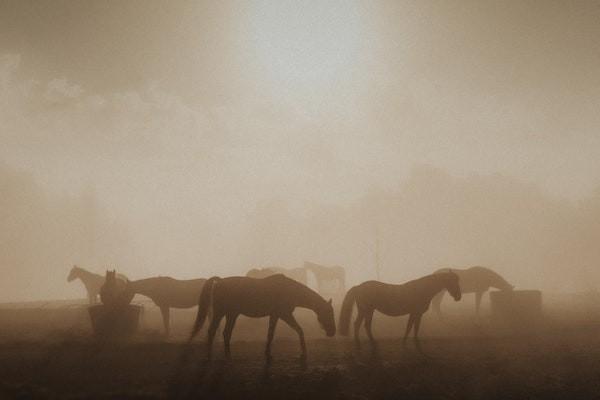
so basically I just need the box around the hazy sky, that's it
[2,1,600,300]
[2,0,600,202]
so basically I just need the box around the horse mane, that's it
[468,266,511,286]
[73,266,105,279]
[267,274,328,305]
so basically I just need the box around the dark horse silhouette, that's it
[189,274,335,362]
[339,272,461,353]
[432,266,513,315]
[100,270,132,307]
[68,265,127,304]
[125,277,206,336]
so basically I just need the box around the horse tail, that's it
[189,276,220,341]
[339,285,358,336]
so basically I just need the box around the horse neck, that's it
[490,274,510,290]
[78,269,102,285]
[127,279,150,296]
[293,284,325,313]
[128,279,156,297]
[423,275,450,301]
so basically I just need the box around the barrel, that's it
[490,290,542,333]
[88,304,142,338]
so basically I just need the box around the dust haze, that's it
[2,0,600,302]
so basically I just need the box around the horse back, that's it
[355,280,436,316]
[212,275,302,316]
[131,277,206,308]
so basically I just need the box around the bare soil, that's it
[1,333,600,399]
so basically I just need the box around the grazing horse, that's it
[303,261,346,295]
[339,272,461,353]
[432,266,513,316]
[125,277,206,336]
[100,270,132,307]
[67,265,127,304]
[189,274,335,362]
[246,266,308,285]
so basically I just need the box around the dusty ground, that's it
[1,332,600,399]
[2,295,600,399]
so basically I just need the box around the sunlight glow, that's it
[247,1,366,90]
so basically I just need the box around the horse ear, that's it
[328,298,332,305]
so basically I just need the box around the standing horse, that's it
[246,266,308,285]
[432,266,513,316]
[67,265,127,304]
[125,277,206,336]
[189,274,335,362]
[303,261,345,295]
[100,270,132,307]
[339,272,461,353]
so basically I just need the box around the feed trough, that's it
[490,290,542,334]
[88,304,142,338]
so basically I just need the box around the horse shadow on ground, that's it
[168,342,342,400]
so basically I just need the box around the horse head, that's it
[317,298,336,337]
[496,278,514,291]
[445,270,462,301]
[105,270,117,286]
[67,265,79,282]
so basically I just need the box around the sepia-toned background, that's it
[2,0,600,302]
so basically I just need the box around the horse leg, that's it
[364,309,377,354]
[475,291,483,315]
[403,314,415,348]
[222,313,238,360]
[160,306,170,337]
[353,310,365,350]
[206,312,224,361]
[432,291,445,318]
[412,313,425,354]
[265,315,279,362]
[281,313,307,362]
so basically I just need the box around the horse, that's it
[246,266,308,285]
[189,274,335,363]
[100,270,132,307]
[431,266,513,316]
[125,277,206,336]
[67,265,127,304]
[339,272,461,354]
[303,261,345,295]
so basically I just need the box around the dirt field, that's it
[2,296,600,399]
[1,332,600,399]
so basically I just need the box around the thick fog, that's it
[2,0,600,302]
